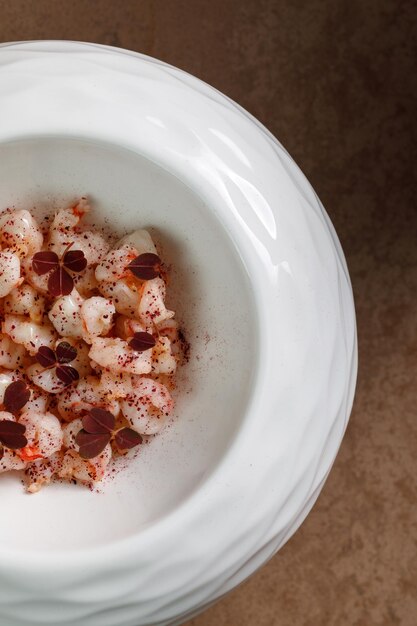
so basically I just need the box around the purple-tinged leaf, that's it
[128,331,156,352]
[56,365,79,385]
[32,251,59,275]
[56,341,77,364]
[3,380,31,414]
[114,427,143,451]
[36,345,57,368]
[48,266,74,297]
[82,408,115,434]
[0,419,27,449]
[128,253,161,280]
[63,249,87,273]
[75,429,111,459]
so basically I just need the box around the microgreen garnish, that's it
[32,244,87,297]
[56,366,80,386]
[3,380,31,414]
[75,408,143,459]
[128,331,156,352]
[55,341,78,363]
[75,429,112,460]
[0,380,31,455]
[0,421,27,451]
[36,342,79,386]
[127,252,161,280]
[82,407,115,434]
[114,428,143,451]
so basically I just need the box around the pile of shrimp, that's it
[0,198,183,493]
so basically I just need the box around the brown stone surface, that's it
[0,1,416,624]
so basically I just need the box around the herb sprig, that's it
[36,342,80,386]
[75,408,143,459]
[32,243,87,297]
[0,380,31,459]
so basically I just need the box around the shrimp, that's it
[0,250,22,298]
[156,318,185,359]
[0,448,27,472]
[95,245,143,318]
[48,199,109,266]
[26,363,68,395]
[48,289,84,339]
[0,209,43,258]
[80,296,115,344]
[97,279,141,318]
[89,337,152,375]
[98,370,133,399]
[61,417,83,449]
[138,277,174,326]
[60,418,112,483]
[2,315,57,355]
[152,336,177,375]
[0,333,27,369]
[0,411,27,473]
[24,451,63,493]
[60,448,111,483]
[116,229,157,256]
[19,410,63,460]
[24,386,49,414]
[120,377,173,435]
[0,370,20,403]
[56,376,120,421]
[72,266,99,298]
[21,256,49,295]
[95,245,137,283]
[114,315,146,340]
[4,283,45,323]
[156,318,178,342]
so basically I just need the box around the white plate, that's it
[0,41,357,626]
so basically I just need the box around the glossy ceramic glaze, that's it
[0,41,357,626]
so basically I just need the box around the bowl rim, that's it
[0,40,357,593]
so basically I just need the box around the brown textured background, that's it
[1,1,416,624]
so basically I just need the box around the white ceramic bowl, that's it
[0,41,357,626]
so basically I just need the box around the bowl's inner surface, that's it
[0,137,256,552]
